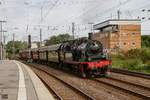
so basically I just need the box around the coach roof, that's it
[47,44,62,51]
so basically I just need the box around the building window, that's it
[132,33,136,35]
[117,43,119,46]
[122,33,128,36]
[124,42,126,45]
[132,42,136,46]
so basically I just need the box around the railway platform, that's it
[0,60,54,100]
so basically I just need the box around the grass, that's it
[111,52,150,74]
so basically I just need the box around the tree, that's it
[142,35,150,48]
[6,41,28,59]
[45,34,72,46]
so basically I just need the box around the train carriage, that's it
[47,44,61,63]
[38,46,48,64]
[19,49,30,60]
[31,48,39,62]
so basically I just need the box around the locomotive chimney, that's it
[88,33,93,40]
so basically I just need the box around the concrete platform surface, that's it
[0,60,54,100]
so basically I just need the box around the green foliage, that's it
[123,59,144,70]
[126,49,141,58]
[6,41,28,59]
[127,48,150,63]
[142,35,150,48]
[45,34,72,46]
[112,48,150,73]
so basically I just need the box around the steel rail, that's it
[111,68,150,79]
[38,77,63,100]
[108,77,150,91]
[94,78,150,100]
[29,64,96,100]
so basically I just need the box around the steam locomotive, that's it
[19,38,111,77]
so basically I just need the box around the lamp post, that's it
[39,6,43,47]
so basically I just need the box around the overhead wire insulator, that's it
[142,17,145,19]
[142,9,146,12]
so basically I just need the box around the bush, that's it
[140,48,150,63]
[112,54,125,60]
[127,49,141,58]
[144,60,150,70]
[122,59,144,71]
[127,48,150,63]
[112,48,150,73]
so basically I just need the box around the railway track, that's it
[111,68,150,79]
[38,77,63,100]
[25,62,149,100]
[94,77,150,100]
[92,68,150,99]
[30,65,95,100]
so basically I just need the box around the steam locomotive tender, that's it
[19,38,111,77]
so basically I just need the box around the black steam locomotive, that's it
[19,38,111,77]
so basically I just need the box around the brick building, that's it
[93,19,141,52]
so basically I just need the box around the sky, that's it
[0,0,150,42]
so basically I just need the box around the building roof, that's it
[93,19,141,30]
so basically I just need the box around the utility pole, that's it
[0,20,6,60]
[117,10,121,19]
[39,7,43,47]
[117,10,121,50]
[0,21,2,60]
[72,22,75,39]
[40,6,43,22]
[88,22,94,33]
[28,34,31,61]
[88,22,94,40]
[3,35,6,59]
[12,33,15,59]
[28,34,31,48]
[40,28,42,46]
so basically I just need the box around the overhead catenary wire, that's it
[39,0,60,24]
[83,0,133,22]
[37,0,147,29]
[65,0,133,23]
[7,0,150,42]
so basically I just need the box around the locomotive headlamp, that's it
[101,55,106,58]
[88,57,92,61]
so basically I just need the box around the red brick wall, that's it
[93,24,141,52]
